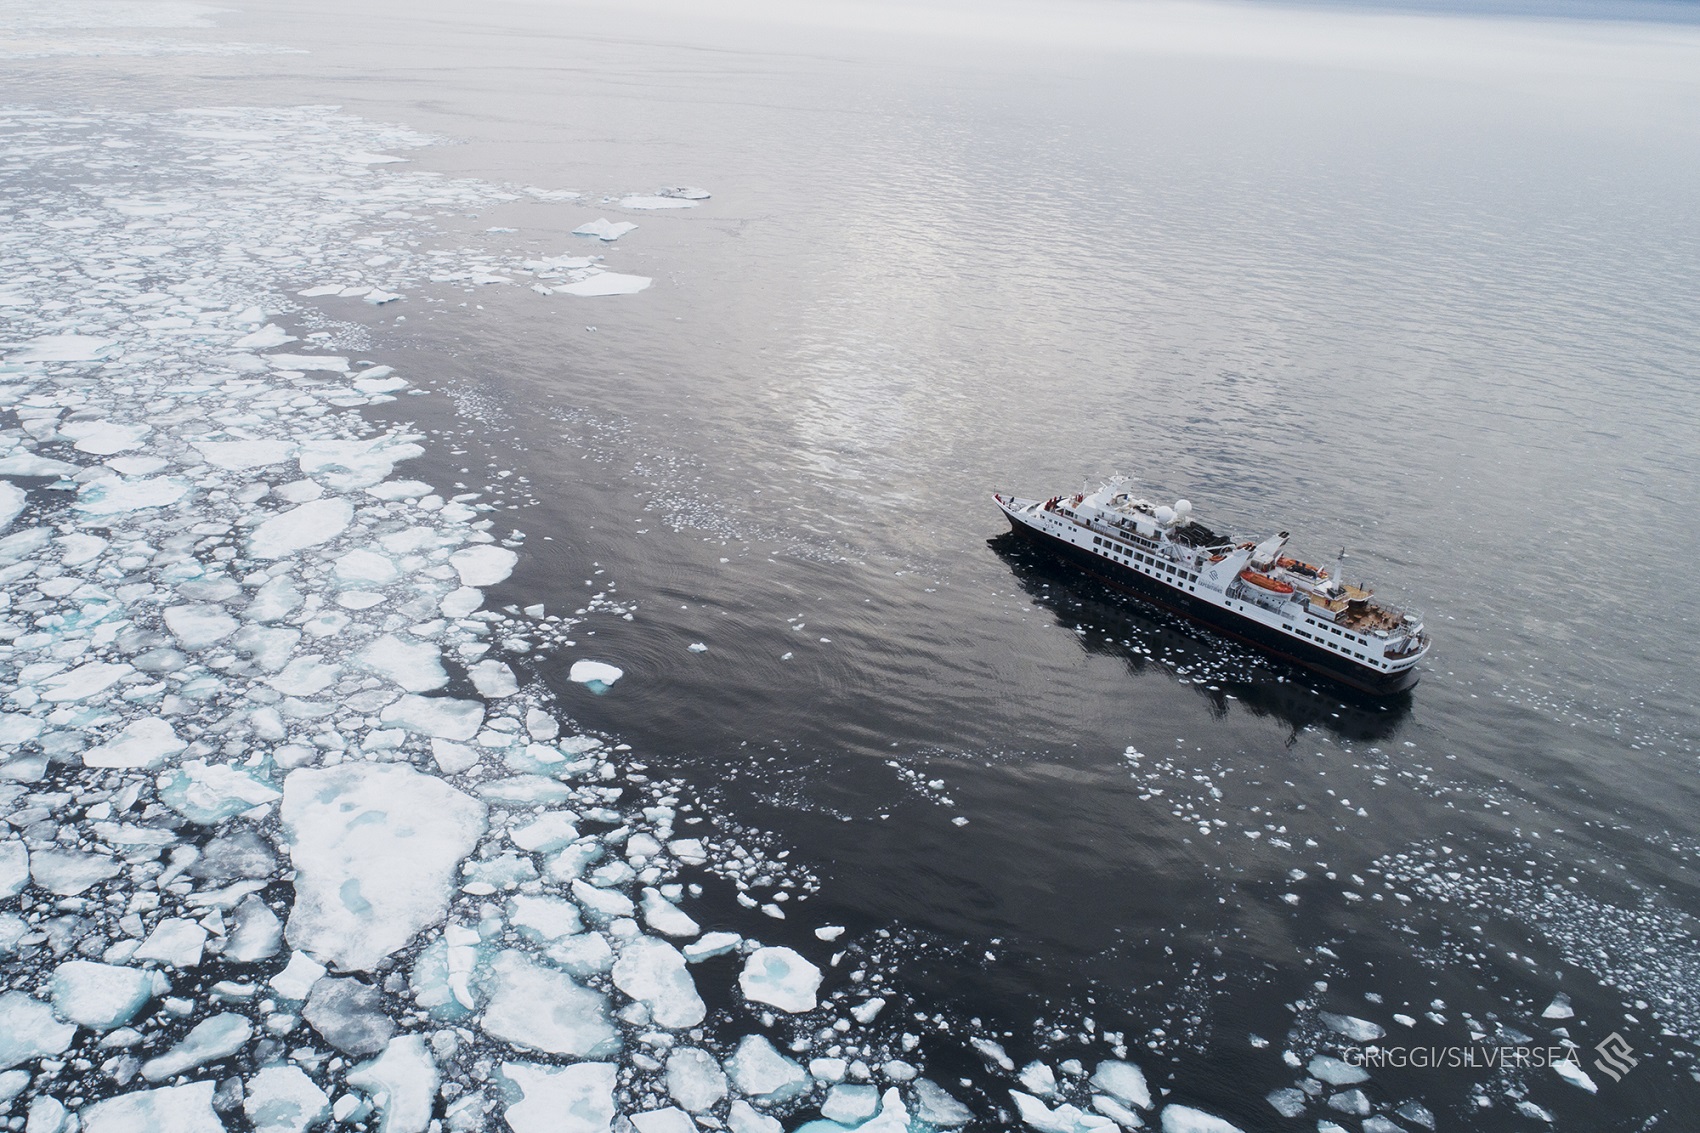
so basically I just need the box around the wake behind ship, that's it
[995,481,1430,695]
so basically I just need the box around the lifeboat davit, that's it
[1239,569,1295,595]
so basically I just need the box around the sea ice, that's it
[683,931,741,962]
[912,1079,974,1126]
[0,992,77,1068]
[304,977,397,1054]
[29,849,121,895]
[61,419,152,455]
[641,887,701,938]
[667,1047,729,1112]
[49,960,165,1029]
[9,334,113,361]
[271,950,327,1000]
[82,718,185,769]
[500,1061,618,1133]
[0,484,23,532]
[573,218,638,241]
[1266,1088,1307,1118]
[450,544,517,586]
[481,949,621,1057]
[245,1065,331,1133]
[558,272,653,297]
[822,1083,880,1123]
[1010,1091,1115,1133]
[346,1034,438,1133]
[470,659,518,697]
[1554,1058,1598,1092]
[81,1082,225,1133]
[620,195,697,210]
[0,841,26,899]
[38,660,132,703]
[1306,1055,1367,1086]
[195,439,296,470]
[380,694,485,740]
[1319,1012,1385,1042]
[728,1100,783,1133]
[359,634,449,692]
[141,1012,252,1080]
[74,476,189,514]
[1088,1063,1149,1111]
[1541,993,1574,1020]
[612,936,705,1028]
[569,660,624,688]
[134,917,208,968]
[633,1108,698,1133]
[159,760,282,824]
[724,1035,809,1102]
[739,945,821,1013]
[281,763,487,970]
[1159,1105,1246,1133]
[249,497,354,558]
[508,893,583,940]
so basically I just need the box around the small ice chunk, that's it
[228,896,283,963]
[621,195,697,210]
[500,1062,618,1133]
[195,439,296,470]
[75,477,189,515]
[912,1079,973,1127]
[0,991,77,1068]
[304,977,397,1055]
[1266,1088,1307,1118]
[633,1109,697,1133]
[141,1012,252,1081]
[83,718,185,770]
[245,1065,330,1133]
[50,961,164,1030]
[682,932,741,962]
[1541,993,1574,1020]
[510,812,580,853]
[30,849,121,895]
[1010,1090,1114,1133]
[482,950,620,1057]
[559,272,653,297]
[470,659,519,697]
[641,888,700,938]
[336,549,400,586]
[344,1034,437,1133]
[380,694,485,740]
[1319,1013,1385,1042]
[364,290,403,305]
[358,635,449,692]
[508,894,583,941]
[1158,1105,1246,1133]
[569,660,624,689]
[687,642,708,653]
[739,945,821,1013]
[667,1047,728,1112]
[723,1035,809,1101]
[449,545,518,586]
[10,334,113,361]
[282,764,488,970]
[165,604,240,649]
[134,918,208,968]
[814,925,845,942]
[82,1083,225,1133]
[1090,1060,1151,1109]
[235,324,296,349]
[574,218,638,241]
[1306,1055,1368,1086]
[61,419,151,455]
[270,951,327,1001]
[441,587,483,617]
[0,841,27,899]
[612,936,704,1028]
[267,354,349,372]
[249,498,354,559]
[39,660,133,703]
[160,760,282,824]
[822,1084,880,1124]
[728,1101,783,1133]
[1554,1058,1598,1092]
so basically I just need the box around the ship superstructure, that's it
[994,480,1429,695]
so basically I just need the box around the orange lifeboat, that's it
[1239,569,1295,595]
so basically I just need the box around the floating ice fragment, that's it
[1319,1012,1385,1042]
[267,353,349,372]
[282,764,487,970]
[683,932,741,962]
[298,435,423,490]
[559,272,653,297]
[1265,1088,1307,1118]
[141,1012,252,1081]
[228,896,283,962]
[621,195,697,210]
[450,544,518,586]
[344,151,408,164]
[613,936,704,1028]
[442,587,483,617]
[500,1062,618,1133]
[305,977,397,1054]
[364,290,403,305]
[346,1034,437,1133]
[822,1084,880,1124]
[235,324,297,349]
[134,918,208,968]
[725,1035,810,1101]
[0,453,76,477]
[8,335,114,362]
[358,634,448,692]
[1159,1105,1246,1133]
[1541,993,1573,1020]
[195,439,296,469]
[0,484,23,532]
[1553,1058,1597,1092]
[687,642,708,653]
[665,1047,728,1113]
[569,660,623,690]
[739,945,821,1013]
[39,660,132,703]
[633,1109,697,1133]
[482,950,620,1057]
[30,849,121,895]
[249,497,354,558]
[470,659,519,697]
[1306,1055,1367,1086]
[573,218,638,241]
[0,841,26,899]
[1010,1090,1115,1132]
[81,1082,225,1133]
[245,1065,330,1133]
[83,718,184,769]
[61,419,151,455]
[270,950,327,1001]
[165,604,240,649]
[380,693,485,740]
[74,476,189,515]
[641,887,700,938]
[160,760,282,824]
[912,1079,974,1127]
[0,991,77,1068]
[728,1101,783,1133]
[50,961,165,1030]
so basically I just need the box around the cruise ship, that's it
[994,481,1430,695]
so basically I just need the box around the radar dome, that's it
[1154,505,1176,524]
[1174,499,1193,523]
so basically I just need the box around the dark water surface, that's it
[22,0,1700,1125]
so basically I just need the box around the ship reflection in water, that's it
[988,531,1413,743]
